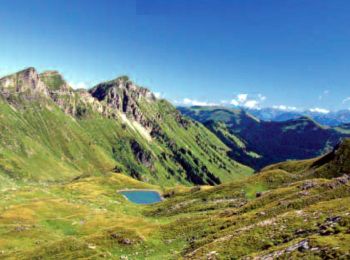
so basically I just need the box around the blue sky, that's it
[1,0,350,111]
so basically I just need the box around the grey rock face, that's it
[89,77,157,129]
[0,67,49,97]
[0,68,160,129]
[130,140,153,168]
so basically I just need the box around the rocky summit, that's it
[0,67,49,97]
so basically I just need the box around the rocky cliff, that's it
[0,67,49,98]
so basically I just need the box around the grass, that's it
[0,174,165,259]
[0,94,252,186]
[0,147,349,259]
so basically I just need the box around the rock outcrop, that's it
[89,76,156,130]
[0,68,160,129]
[0,67,49,98]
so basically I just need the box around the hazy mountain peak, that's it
[248,107,350,126]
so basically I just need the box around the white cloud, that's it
[309,107,330,114]
[237,94,248,103]
[342,97,350,103]
[230,99,239,106]
[69,82,88,89]
[182,98,217,107]
[229,93,266,109]
[244,100,259,109]
[272,105,298,111]
[154,92,162,99]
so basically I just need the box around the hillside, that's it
[179,106,350,170]
[146,138,350,259]
[0,68,252,186]
[0,137,348,258]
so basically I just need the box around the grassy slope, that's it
[0,97,115,182]
[1,141,349,259]
[0,69,253,186]
[145,140,350,259]
[0,174,182,259]
[87,77,253,185]
[140,100,252,183]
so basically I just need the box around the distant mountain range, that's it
[178,106,350,170]
[247,107,350,127]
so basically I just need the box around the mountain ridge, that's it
[0,68,252,186]
[248,107,350,126]
[179,106,350,170]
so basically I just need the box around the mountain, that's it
[0,68,252,186]
[248,107,302,122]
[248,107,350,126]
[0,68,349,259]
[1,94,349,259]
[178,106,350,170]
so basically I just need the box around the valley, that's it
[2,1,350,259]
[179,106,350,170]
[0,138,349,259]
